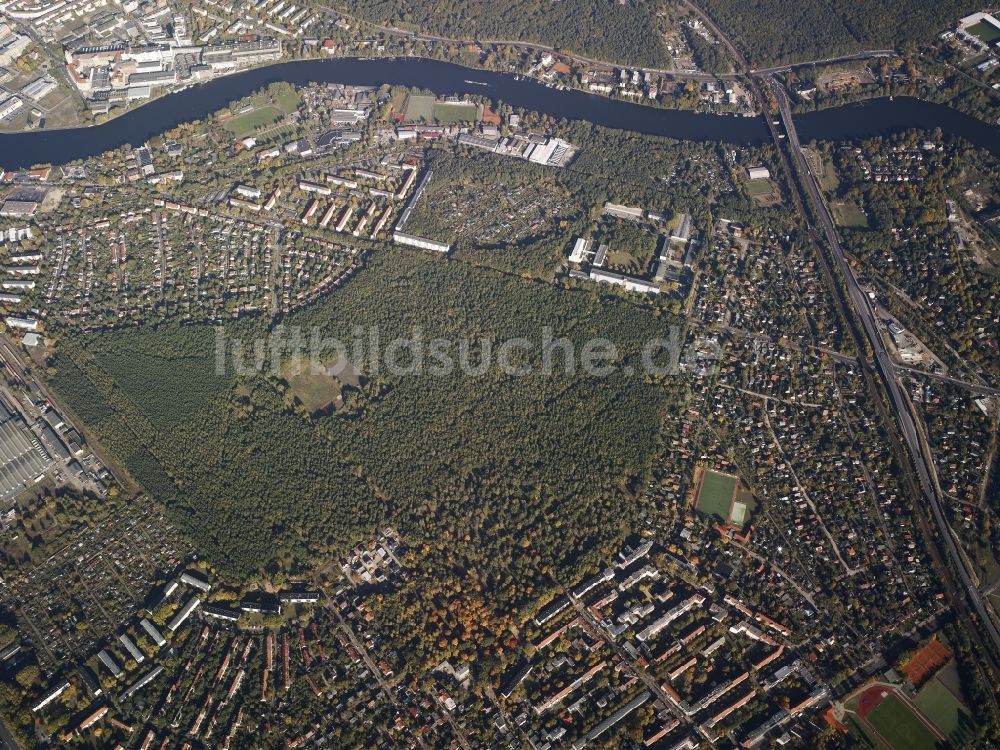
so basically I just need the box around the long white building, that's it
[392,230,450,254]
[167,595,200,631]
[588,269,661,295]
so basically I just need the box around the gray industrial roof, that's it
[0,417,51,504]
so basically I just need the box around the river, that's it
[0,57,996,170]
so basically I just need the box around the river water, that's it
[0,57,996,170]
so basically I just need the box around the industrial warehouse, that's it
[0,397,50,505]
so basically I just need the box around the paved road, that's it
[762,410,862,576]
[323,7,692,74]
[326,601,428,748]
[751,50,897,75]
[729,539,817,609]
[0,717,21,750]
[768,77,1000,655]
[684,0,1000,679]
[895,365,1000,397]
[924,50,1000,103]
[435,700,473,750]
[325,3,898,85]
[679,0,749,73]
[567,593,712,745]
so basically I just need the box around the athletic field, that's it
[866,693,941,750]
[968,20,1000,44]
[402,94,436,122]
[223,106,281,137]
[850,685,946,750]
[915,673,974,744]
[433,101,480,123]
[695,469,738,522]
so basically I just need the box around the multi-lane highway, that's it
[767,77,1000,655]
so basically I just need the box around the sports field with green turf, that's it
[865,693,941,750]
[695,469,737,521]
[968,20,1000,44]
[403,93,436,121]
[915,675,974,744]
[274,86,301,114]
[223,106,281,137]
[433,101,480,123]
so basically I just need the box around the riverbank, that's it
[788,75,1000,129]
[794,96,1000,155]
[0,57,997,171]
[0,52,747,139]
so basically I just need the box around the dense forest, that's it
[48,250,690,664]
[336,0,971,68]
[334,0,671,67]
[684,0,973,66]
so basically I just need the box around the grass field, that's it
[745,177,780,206]
[848,714,881,748]
[283,359,343,415]
[600,221,657,275]
[915,676,974,744]
[832,202,868,228]
[606,249,650,275]
[433,101,480,123]
[403,93,436,122]
[819,160,840,193]
[258,124,295,146]
[803,147,841,193]
[968,20,1000,44]
[695,469,738,521]
[274,87,301,114]
[865,693,941,750]
[223,105,282,137]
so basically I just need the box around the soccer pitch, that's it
[695,469,738,521]
[915,677,974,743]
[403,94,436,121]
[746,179,773,196]
[433,102,480,123]
[968,20,1000,44]
[865,694,941,750]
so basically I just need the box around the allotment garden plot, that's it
[401,172,576,248]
